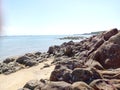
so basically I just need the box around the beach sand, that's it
[0,58,55,90]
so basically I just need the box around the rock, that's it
[72,82,93,90]
[50,65,72,83]
[71,68,93,83]
[90,79,117,90]
[18,88,30,90]
[85,59,104,70]
[24,80,44,90]
[71,68,102,84]
[16,56,30,64]
[47,46,54,54]
[25,60,38,67]
[0,62,23,75]
[43,63,50,68]
[91,32,120,69]
[64,46,73,57]
[103,28,118,41]
[3,58,15,64]
[41,81,72,90]
[16,55,38,67]
[35,52,41,56]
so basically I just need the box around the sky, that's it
[2,0,120,35]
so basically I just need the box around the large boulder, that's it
[71,68,102,84]
[50,65,72,83]
[16,56,38,67]
[91,32,120,69]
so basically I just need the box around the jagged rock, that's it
[72,82,93,90]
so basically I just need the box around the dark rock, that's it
[25,60,38,67]
[71,68,93,83]
[24,80,43,90]
[16,56,30,64]
[47,46,54,54]
[50,65,72,83]
[71,68,102,84]
[64,46,73,57]
[3,58,15,64]
[35,52,41,56]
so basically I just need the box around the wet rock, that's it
[72,82,93,90]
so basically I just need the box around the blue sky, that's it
[2,0,120,35]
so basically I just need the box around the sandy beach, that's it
[0,58,55,90]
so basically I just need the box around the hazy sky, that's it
[2,0,120,35]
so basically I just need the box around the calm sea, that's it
[0,35,90,60]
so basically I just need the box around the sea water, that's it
[0,35,90,60]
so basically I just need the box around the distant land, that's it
[75,30,105,35]
[59,31,105,40]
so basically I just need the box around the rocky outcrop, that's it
[0,52,51,75]
[2,28,120,90]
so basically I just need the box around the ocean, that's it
[0,35,90,60]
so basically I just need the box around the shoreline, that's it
[1,28,120,90]
[0,58,55,90]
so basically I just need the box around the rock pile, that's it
[20,28,120,90]
[0,52,51,74]
[2,28,120,90]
